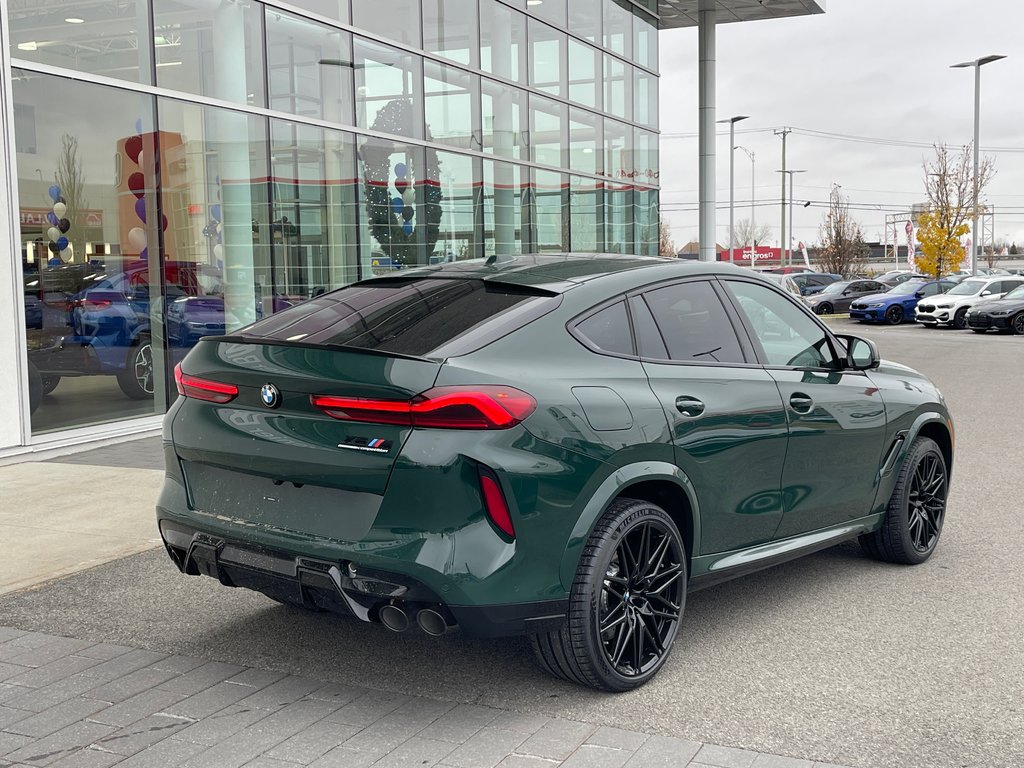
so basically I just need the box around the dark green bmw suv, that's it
[157,255,954,691]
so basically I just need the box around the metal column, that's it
[698,1,716,261]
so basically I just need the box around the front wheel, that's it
[40,375,61,395]
[952,308,968,330]
[531,498,687,691]
[815,302,833,316]
[860,436,948,565]
[1012,312,1024,336]
[885,305,904,325]
[116,335,155,400]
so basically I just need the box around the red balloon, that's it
[128,172,145,199]
[125,135,143,165]
[161,214,168,232]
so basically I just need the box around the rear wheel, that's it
[885,305,904,325]
[27,361,43,415]
[1012,313,1024,335]
[952,308,968,330]
[860,436,948,565]
[532,498,687,691]
[117,335,154,400]
[41,375,61,395]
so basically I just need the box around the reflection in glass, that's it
[530,95,566,168]
[423,0,478,67]
[635,129,659,186]
[635,188,659,256]
[569,0,601,44]
[604,0,633,59]
[634,68,658,128]
[531,0,567,27]
[153,0,265,107]
[534,169,568,252]
[605,182,633,253]
[571,176,602,252]
[266,9,354,125]
[481,79,527,160]
[569,109,601,176]
[351,0,421,48]
[480,1,527,84]
[483,160,524,257]
[604,118,631,183]
[14,69,161,434]
[529,20,566,99]
[568,39,600,109]
[604,54,631,121]
[354,38,423,139]
[424,62,480,151]
[634,10,658,71]
[9,0,153,84]
[434,152,478,262]
[298,0,350,24]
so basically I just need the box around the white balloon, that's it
[402,189,416,206]
[60,246,72,259]
[52,202,67,219]
[128,227,147,251]
[47,226,61,243]
[213,243,224,260]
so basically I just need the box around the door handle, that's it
[789,393,814,413]
[675,396,706,418]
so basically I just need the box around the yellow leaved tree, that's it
[915,209,969,278]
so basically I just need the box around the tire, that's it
[116,335,155,400]
[27,361,43,415]
[815,302,833,316]
[885,305,904,325]
[531,498,687,691]
[1012,312,1024,336]
[952,308,968,330]
[41,375,61,395]
[860,437,948,565]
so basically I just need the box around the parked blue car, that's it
[849,278,958,324]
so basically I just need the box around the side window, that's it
[628,296,669,360]
[724,280,837,369]
[574,301,634,356]
[640,281,745,364]
[922,283,940,297]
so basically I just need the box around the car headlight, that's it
[989,309,1011,316]
[933,303,952,309]
[866,303,884,308]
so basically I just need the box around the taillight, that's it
[479,467,515,538]
[76,299,112,310]
[310,386,536,430]
[174,363,238,404]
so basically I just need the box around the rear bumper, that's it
[157,517,568,638]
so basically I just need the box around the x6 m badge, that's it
[337,437,392,454]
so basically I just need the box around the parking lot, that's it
[1,321,1021,768]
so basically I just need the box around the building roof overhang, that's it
[658,0,825,29]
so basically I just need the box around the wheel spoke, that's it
[648,566,684,595]
[648,593,681,614]
[632,611,645,671]
[610,619,632,668]
[642,535,670,582]
[639,613,664,656]
[600,603,628,634]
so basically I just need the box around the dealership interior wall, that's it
[0,0,822,455]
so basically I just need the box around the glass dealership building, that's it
[0,0,821,453]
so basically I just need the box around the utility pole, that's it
[775,127,791,266]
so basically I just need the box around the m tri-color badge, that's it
[337,436,392,454]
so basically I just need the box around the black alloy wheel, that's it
[860,436,948,565]
[1013,313,1024,336]
[815,302,833,316]
[885,305,904,325]
[952,308,968,330]
[532,498,687,691]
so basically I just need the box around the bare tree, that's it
[734,218,772,248]
[658,219,675,257]
[818,185,869,277]
[55,133,89,263]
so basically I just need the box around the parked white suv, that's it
[915,276,1024,329]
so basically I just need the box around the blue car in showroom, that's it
[849,278,957,325]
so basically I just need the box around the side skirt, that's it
[687,514,883,593]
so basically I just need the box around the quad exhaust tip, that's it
[379,603,410,632]
[416,607,450,637]
[378,603,454,635]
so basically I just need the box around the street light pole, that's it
[777,170,806,268]
[951,54,1006,277]
[736,146,755,267]
[718,115,749,264]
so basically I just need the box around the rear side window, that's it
[641,281,745,364]
[574,301,634,356]
[238,278,560,358]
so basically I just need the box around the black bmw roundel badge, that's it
[260,383,280,408]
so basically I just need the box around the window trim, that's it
[567,296,637,359]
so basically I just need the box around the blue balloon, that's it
[210,204,222,221]
[140,247,148,260]
[48,185,61,202]
[391,196,404,211]
[46,212,59,226]
[135,118,143,135]
[56,236,69,251]
[402,221,413,236]
[394,162,407,179]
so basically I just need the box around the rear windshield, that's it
[237,278,560,358]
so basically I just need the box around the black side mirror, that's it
[835,333,880,371]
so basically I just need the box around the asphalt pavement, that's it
[1,321,1022,768]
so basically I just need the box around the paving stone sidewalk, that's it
[0,628,850,768]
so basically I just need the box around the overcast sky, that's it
[657,0,1024,253]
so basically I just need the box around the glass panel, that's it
[634,9,658,71]
[529,19,565,99]
[569,0,601,44]
[296,0,350,24]
[359,139,437,269]
[634,128,659,187]
[570,176,601,252]
[483,160,525,257]
[604,118,631,184]
[480,0,527,84]
[629,295,668,358]
[604,54,631,121]
[643,282,745,364]
[269,120,361,297]
[266,9,354,125]
[634,68,658,128]
[634,187,659,256]
[153,0,265,107]
[424,62,480,151]
[569,109,601,176]
[568,39,600,109]
[351,0,421,48]
[534,169,567,252]
[481,79,528,160]
[530,0,567,27]
[603,0,632,59]
[353,37,423,139]
[423,0,479,67]
[530,94,566,168]
[576,302,632,355]
[433,151,477,262]
[10,1,153,84]
[15,70,161,434]
[604,181,632,253]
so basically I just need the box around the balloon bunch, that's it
[208,199,224,265]
[123,123,167,259]
[390,162,416,237]
[44,184,71,263]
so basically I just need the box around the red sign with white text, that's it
[719,247,783,265]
